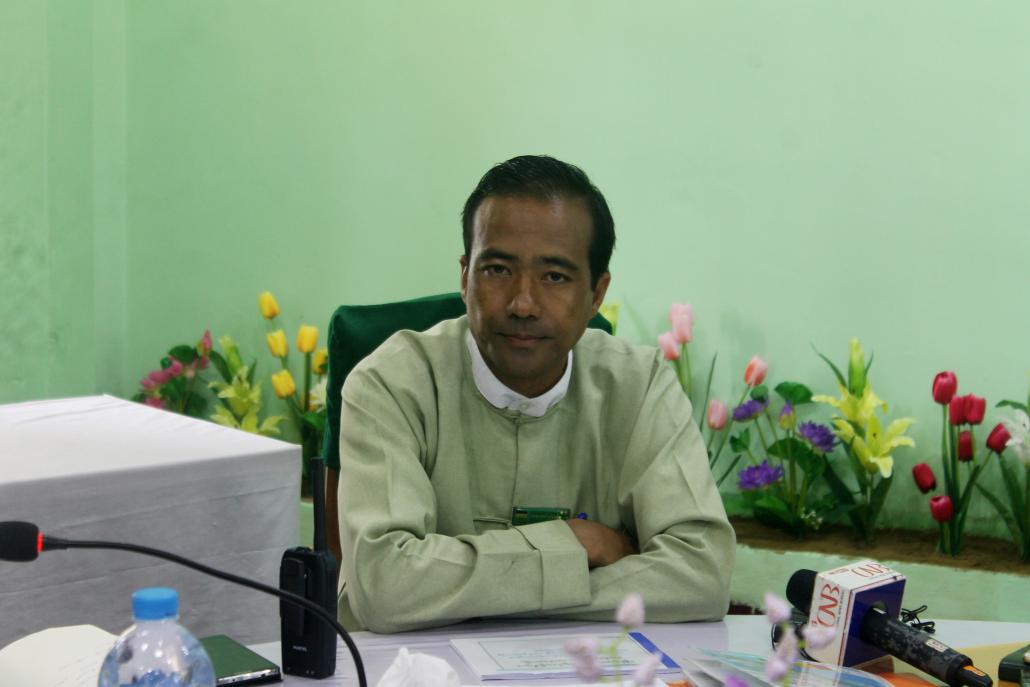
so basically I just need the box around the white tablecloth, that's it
[0,395,300,648]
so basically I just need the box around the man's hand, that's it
[566,518,638,568]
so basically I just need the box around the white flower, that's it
[564,637,601,682]
[1002,410,1030,466]
[764,592,792,624]
[765,655,790,683]
[801,623,837,650]
[616,593,645,629]
[632,652,663,687]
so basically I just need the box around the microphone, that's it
[787,563,991,687]
[0,521,366,687]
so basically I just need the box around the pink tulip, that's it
[707,400,728,430]
[144,396,165,410]
[657,332,680,361]
[198,329,213,355]
[166,356,184,377]
[140,377,157,391]
[744,355,769,387]
[669,303,694,344]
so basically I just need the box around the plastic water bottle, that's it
[98,587,216,687]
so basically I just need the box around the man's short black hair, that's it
[461,155,615,288]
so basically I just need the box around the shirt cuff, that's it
[516,519,591,610]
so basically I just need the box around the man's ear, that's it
[459,255,469,303]
[590,271,612,316]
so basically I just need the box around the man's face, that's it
[460,195,610,398]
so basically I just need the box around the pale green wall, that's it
[3,2,1028,538]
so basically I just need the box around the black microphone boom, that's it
[0,521,366,687]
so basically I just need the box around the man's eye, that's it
[544,272,568,283]
[482,265,509,276]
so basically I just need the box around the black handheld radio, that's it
[279,457,338,679]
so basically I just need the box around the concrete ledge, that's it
[732,543,1029,622]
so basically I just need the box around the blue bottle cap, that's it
[132,587,179,620]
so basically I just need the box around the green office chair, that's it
[320,291,612,562]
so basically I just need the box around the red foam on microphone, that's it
[37,531,43,553]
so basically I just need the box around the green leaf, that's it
[246,360,258,385]
[208,350,231,383]
[301,410,327,436]
[975,484,1023,551]
[730,429,751,453]
[864,350,875,375]
[812,344,847,388]
[866,474,893,530]
[184,394,207,418]
[774,382,813,406]
[168,345,197,364]
[716,454,744,488]
[996,455,1027,525]
[750,385,769,402]
[997,400,1029,413]
[767,438,825,478]
[753,495,803,534]
[699,352,718,425]
[720,493,750,516]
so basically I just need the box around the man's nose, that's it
[507,275,541,319]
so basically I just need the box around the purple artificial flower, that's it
[733,398,768,422]
[798,422,837,454]
[738,460,784,490]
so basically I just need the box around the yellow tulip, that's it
[258,291,280,319]
[296,325,318,354]
[271,369,296,398]
[312,348,329,375]
[266,329,288,358]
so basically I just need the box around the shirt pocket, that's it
[472,516,511,534]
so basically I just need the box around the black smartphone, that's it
[998,643,1030,685]
[200,634,282,686]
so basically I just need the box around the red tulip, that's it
[930,495,954,523]
[912,463,937,493]
[932,371,957,405]
[965,395,986,425]
[958,431,973,461]
[949,396,967,425]
[707,400,728,431]
[987,423,1011,454]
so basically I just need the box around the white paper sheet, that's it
[0,625,116,687]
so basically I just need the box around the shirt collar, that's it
[465,330,572,417]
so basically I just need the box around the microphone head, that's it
[0,521,41,561]
[786,568,817,613]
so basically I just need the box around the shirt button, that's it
[519,402,529,411]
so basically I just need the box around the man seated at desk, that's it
[335,155,735,632]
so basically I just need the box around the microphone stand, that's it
[42,535,367,687]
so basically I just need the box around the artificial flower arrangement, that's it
[258,291,329,488]
[207,335,285,437]
[914,372,1030,557]
[812,339,915,544]
[656,304,724,464]
[658,303,838,536]
[722,357,839,536]
[133,330,213,415]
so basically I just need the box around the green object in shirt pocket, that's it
[511,507,571,526]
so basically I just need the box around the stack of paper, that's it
[451,632,680,681]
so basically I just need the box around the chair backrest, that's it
[322,292,611,470]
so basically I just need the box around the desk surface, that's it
[252,616,1030,686]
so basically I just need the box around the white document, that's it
[451,632,680,680]
[0,625,116,687]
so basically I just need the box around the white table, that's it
[252,616,1030,686]
[0,395,300,648]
